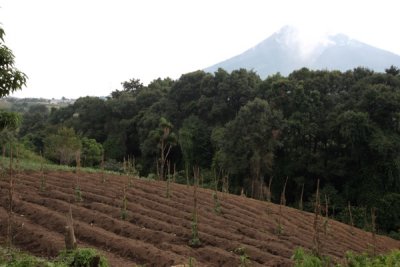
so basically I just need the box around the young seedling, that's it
[213,191,221,214]
[75,176,83,202]
[188,257,196,267]
[235,246,250,267]
[189,166,201,247]
[121,186,128,220]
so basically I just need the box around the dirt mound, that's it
[0,171,399,266]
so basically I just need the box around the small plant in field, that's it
[189,213,201,247]
[40,174,46,192]
[121,187,128,220]
[188,257,196,267]
[292,247,332,267]
[213,191,221,214]
[275,218,284,236]
[235,246,250,267]
[75,184,82,202]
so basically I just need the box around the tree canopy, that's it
[14,65,400,238]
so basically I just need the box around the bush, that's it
[58,248,109,267]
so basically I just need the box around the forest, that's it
[8,66,400,238]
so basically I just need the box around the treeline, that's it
[17,66,400,237]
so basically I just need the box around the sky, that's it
[1,0,400,99]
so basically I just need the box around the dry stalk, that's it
[189,166,201,247]
[121,186,128,220]
[299,183,304,210]
[40,151,46,192]
[101,151,105,183]
[259,176,264,200]
[6,145,13,247]
[266,176,273,202]
[75,150,81,174]
[173,163,176,183]
[166,160,171,198]
[348,202,354,234]
[312,179,321,256]
[65,205,77,250]
[280,176,288,206]
[371,207,377,257]
[15,145,19,178]
[323,194,329,236]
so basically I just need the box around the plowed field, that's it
[0,171,399,266]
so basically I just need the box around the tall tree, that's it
[216,98,283,196]
[0,26,26,129]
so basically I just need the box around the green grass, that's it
[292,247,400,267]
[0,246,109,267]
[0,155,116,175]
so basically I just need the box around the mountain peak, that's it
[205,26,400,77]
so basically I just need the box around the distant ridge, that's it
[205,25,400,77]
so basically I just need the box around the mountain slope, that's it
[205,26,400,77]
[1,171,399,266]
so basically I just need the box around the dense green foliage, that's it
[13,66,400,236]
[0,247,108,267]
[293,247,400,266]
[0,26,26,132]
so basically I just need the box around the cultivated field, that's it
[0,171,399,266]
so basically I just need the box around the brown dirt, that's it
[0,171,399,266]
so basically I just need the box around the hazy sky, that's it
[1,0,399,99]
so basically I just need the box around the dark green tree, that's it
[0,26,26,130]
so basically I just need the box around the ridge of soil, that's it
[1,171,399,266]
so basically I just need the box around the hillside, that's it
[205,25,400,77]
[0,171,399,266]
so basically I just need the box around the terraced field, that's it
[0,171,399,266]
